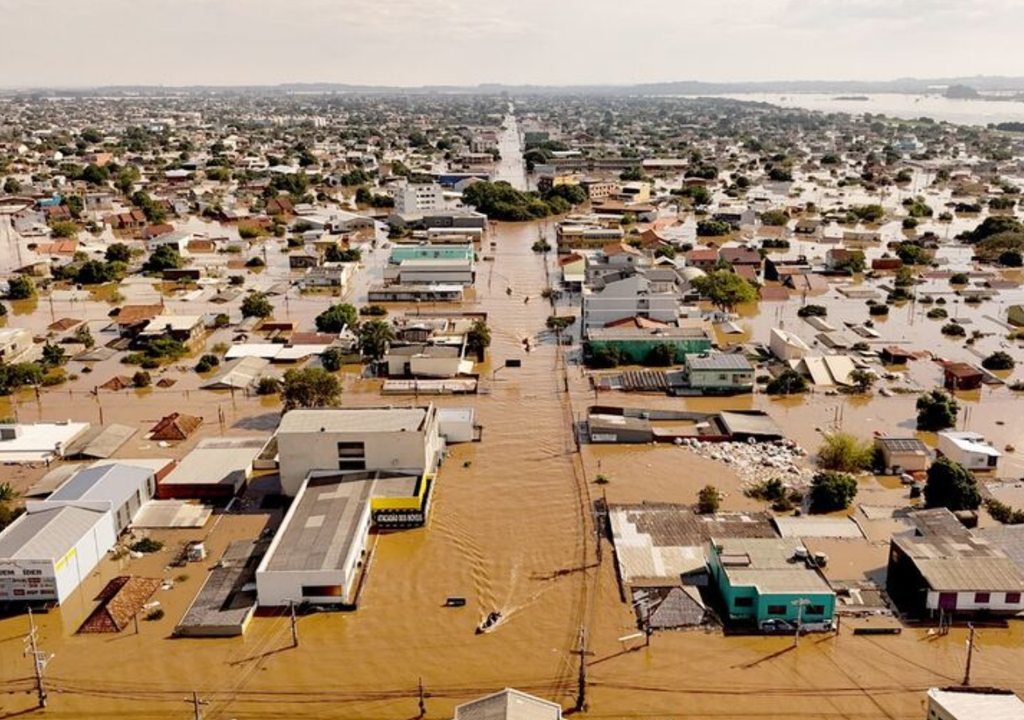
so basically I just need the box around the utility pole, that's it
[573,626,589,712]
[186,691,208,720]
[290,599,299,648]
[963,623,976,686]
[417,677,426,718]
[24,609,50,708]
[792,598,810,648]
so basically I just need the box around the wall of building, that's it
[256,501,371,607]
[925,590,1024,613]
[587,337,713,364]
[277,422,443,497]
[689,369,755,391]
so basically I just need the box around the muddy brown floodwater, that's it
[3,217,1024,719]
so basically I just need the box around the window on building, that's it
[337,442,366,471]
[301,585,344,598]
[733,597,753,608]
[1006,592,1022,604]
[807,605,825,616]
[766,605,787,615]
[975,592,990,604]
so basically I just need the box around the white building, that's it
[302,262,357,291]
[255,472,375,607]
[0,328,33,362]
[582,274,684,331]
[276,405,445,496]
[938,431,1001,472]
[0,505,116,603]
[0,462,159,604]
[386,259,475,286]
[769,328,812,361]
[927,688,1024,720]
[34,463,156,534]
[454,688,563,720]
[393,181,445,215]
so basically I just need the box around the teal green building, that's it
[585,327,713,365]
[390,245,474,264]
[708,537,836,627]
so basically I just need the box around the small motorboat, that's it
[444,596,467,608]
[476,611,502,634]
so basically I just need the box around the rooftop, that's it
[48,463,153,508]
[277,407,430,435]
[0,505,109,561]
[928,688,1024,720]
[713,537,834,595]
[263,474,376,573]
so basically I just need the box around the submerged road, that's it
[493,105,528,191]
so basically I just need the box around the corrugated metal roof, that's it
[0,506,109,560]
[278,407,429,434]
[49,463,151,507]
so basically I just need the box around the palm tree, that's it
[358,320,395,362]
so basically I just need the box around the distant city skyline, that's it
[2,0,1023,88]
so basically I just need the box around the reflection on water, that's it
[715,92,1024,126]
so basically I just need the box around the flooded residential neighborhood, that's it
[5,3,1024,720]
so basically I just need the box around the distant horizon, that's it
[5,74,1024,93]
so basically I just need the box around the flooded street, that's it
[4,104,1024,720]
[3,210,1024,719]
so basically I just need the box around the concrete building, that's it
[887,509,1024,618]
[276,405,445,496]
[453,689,563,720]
[685,353,755,394]
[938,431,1001,472]
[0,421,91,464]
[393,181,445,215]
[875,436,931,475]
[0,505,116,603]
[37,463,156,534]
[708,537,836,629]
[927,688,1024,720]
[387,258,475,286]
[0,327,33,362]
[302,262,356,291]
[256,472,375,607]
[158,437,265,500]
[582,273,685,331]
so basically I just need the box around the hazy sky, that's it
[2,0,1023,87]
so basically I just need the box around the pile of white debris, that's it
[675,437,815,491]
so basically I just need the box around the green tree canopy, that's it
[315,303,358,334]
[810,472,859,513]
[916,388,959,431]
[691,270,757,312]
[281,367,342,411]
[924,457,981,511]
[240,292,273,319]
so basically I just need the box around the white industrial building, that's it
[256,472,376,607]
[0,462,165,604]
[33,462,156,533]
[386,258,475,286]
[937,431,1001,472]
[927,688,1024,720]
[0,505,116,604]
[276,405,445,496]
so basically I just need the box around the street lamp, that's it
[792,598,811,647]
